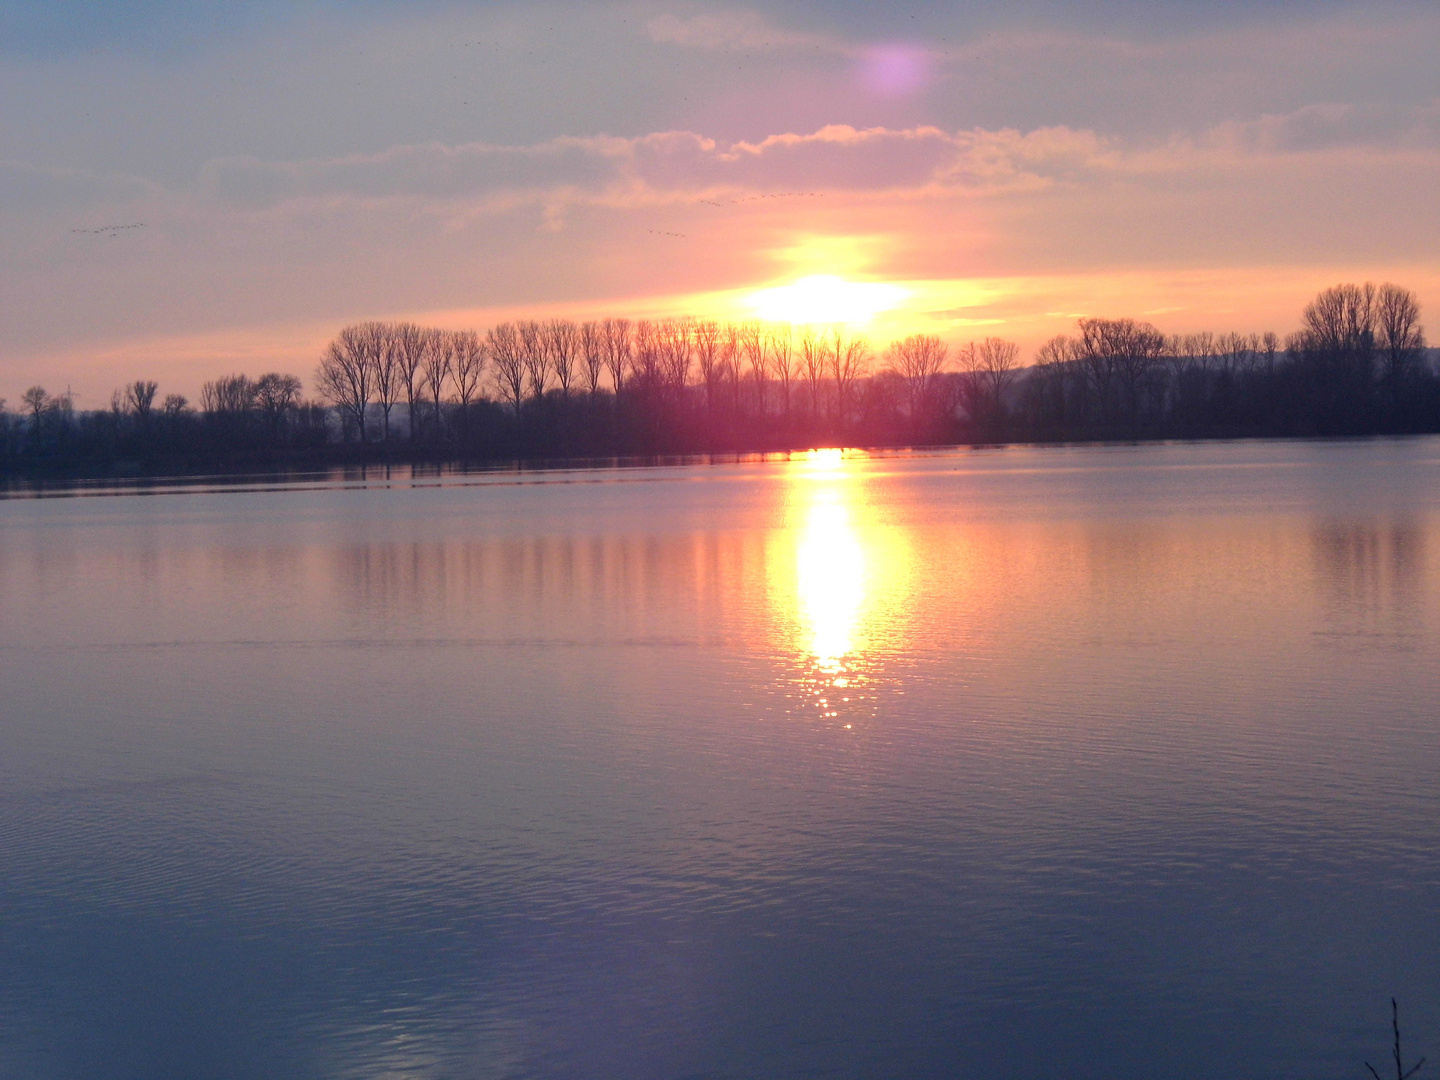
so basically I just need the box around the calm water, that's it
[2,440,1438,1080]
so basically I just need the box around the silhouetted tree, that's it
[800,328,826,421]
[1287,282,1381,433]
[602,318,631,394]
[1024,335,1076,431]
[580,320,604,397]
[126,380,158,425]
[201,374,257,416]
[420,328,453,440]
[1377,283,1427,419]
[22,386,48,426]
[392,322,427,441]
[770,325,795,417]
[518,320,548,401]
[1074,318,1164,430]
[632,319,661,392]
[488,322,526,415]
[721,322,743,417]
[695,320,724,414]
[659,318,693,400]
[451,329,487,436]
[254,373,302,438]
[544,319,579,399]
[369,327,401,441]
[741,322,768,417]
[7,281,1439,478]
[829,328,869,427]
[887,333,948,430]
[316,327,374,441]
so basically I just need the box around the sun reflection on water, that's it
[798,492,864,674]
[790,450,873,721]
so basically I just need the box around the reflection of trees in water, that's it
[330,530,781,644]
[1311,517,1427,635]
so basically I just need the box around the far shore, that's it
[5,431,1439,494]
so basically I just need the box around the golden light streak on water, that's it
[798,491,865,673]
[788,450,875,727]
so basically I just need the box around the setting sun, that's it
[746,275,909,326]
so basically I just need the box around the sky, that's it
[2,0,1439,403]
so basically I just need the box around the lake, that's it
[2,439,1438,1079]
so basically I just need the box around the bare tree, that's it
[1074,319,1118,422]
[886,334,947,420]
[741,322,769,417]
[488,323,526,415]
[315,327,374,441]
[721,322,743,409]
[392,322,427,440]
[161,394,190,419]
[1027,334,1077,427]
[1376,282,1426,387]
[1303,282,1378,358]
[1260,331,1280,376]
[694,320,724,412]
[20,385,71,444]
[800,327,827,418]
[421,327,454,440]
[254,373,302,436]
[126,380,159,424]
[545,318,579,398]
[1074,318,1165,427]
[201,374,257,416]
[369,325,401,441]
[518,320,548,400]
[769,325,795,416]
[976,337,1021,416]
[579,320,604,397]
[255,373,301,414]
[632,320,661,390]
[451,330,488,416]
[21,386,48,427]
[1215,332,1254,378]
[1180,331,1219,375]
[658,318,692,397]
[602,318,632,393]
[829,328,870,425]
[1036,336,1075,368]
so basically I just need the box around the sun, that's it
[746,275,908,326]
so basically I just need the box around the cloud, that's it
[190,108,1440,224]
[193,124,1130,216]
[199,138,631,209]
[0,159,158,215]
[642,9,836,52]
[1210,100,1440,154]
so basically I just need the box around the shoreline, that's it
[6,430,1438,496]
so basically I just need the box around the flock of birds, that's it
[70,223,146,238]
[65,194,823,246]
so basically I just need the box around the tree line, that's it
[2,282,1434,474]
